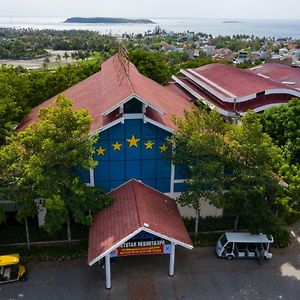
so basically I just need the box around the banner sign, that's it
[111,239,171,257]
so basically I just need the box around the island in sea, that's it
[64,17,155,24]
[222,20,243,24]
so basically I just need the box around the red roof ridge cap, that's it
[127,66,135,94]
[133,179,177,207]
[132,179,143,228]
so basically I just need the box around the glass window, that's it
[219,235,228,247]
[237,243,247,251]
[225,242,233,252]
[247,243,257,251]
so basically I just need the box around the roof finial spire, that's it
[117,41,130,78]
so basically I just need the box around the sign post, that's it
[169,242,176,277]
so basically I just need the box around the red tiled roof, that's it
[88,179,193,266]
[249,63,300,91]
[173,63,300,117]
[184,64,286,99]
[17,54,192,133]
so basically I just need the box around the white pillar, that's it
[105,254,111,289]
[170,163,175,194]
[89,168,95,187]
[169,242,176,277]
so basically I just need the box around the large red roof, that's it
[183,64,286,100]
[249,63,300,91]
[88,179,193,266]
[17,54,192,133]
[173,63,300,117]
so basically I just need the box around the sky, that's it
[0,0,299,20]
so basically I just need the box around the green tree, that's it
[260,98,300,165]
[56,53,62,64]
[0,84,21,145]
[0,96,111,245]
[63,52,69,63]
[128,49,172,84]
[170,106,288,242]
[0,139,37,249]
[169,105,227,234]
[22,96,111,243]
[42,56,50,69]
[222,112,285,235]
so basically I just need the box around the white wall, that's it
[166,192,223,218]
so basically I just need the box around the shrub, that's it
[0,241,88,262]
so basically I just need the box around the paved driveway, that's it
[1,245,300,300]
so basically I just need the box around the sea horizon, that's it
[0,16,299,39]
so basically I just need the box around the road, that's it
[1,244,300,300]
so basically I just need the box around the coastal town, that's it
[0,6,300,300]
[1,27,300,69]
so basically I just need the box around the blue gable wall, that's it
[92,119,172,193]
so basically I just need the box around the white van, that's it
[216,232,274,260]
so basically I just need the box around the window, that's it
[225,242,233,253]
[124,99,143,114]
[220,235,228,247]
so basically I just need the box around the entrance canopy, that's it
[88,179,193,266]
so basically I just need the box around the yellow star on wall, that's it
[112,141,122,151]
[144,140,154,150]
[127,134,140,148]
[159,144,169,153]
[97,146,106,156]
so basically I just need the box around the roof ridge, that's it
[132,180,143,227]
[115,53,135,94]
[126,67,135,95]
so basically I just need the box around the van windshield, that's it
[219,235,228,247]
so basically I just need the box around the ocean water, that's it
[0,16,299,39]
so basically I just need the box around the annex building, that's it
[172,62,300,118]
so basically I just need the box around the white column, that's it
[89,168,95,187]
[169,242,176,277]
[105,254,111,289]
[170,164,175,194]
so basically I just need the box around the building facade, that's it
[19,53,222,217]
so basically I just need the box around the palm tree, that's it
[56,54,62,64]
[63,52,69,63]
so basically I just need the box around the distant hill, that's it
[222,20,243,24]
[64,17,155,24]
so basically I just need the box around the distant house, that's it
[201,45,216,57]
[292,50,300,67]
[235,50,250,64]
[251,50,269,61]
[213,48,234,61]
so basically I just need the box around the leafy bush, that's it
[283,211,300,225]
[0,241,88,262]
[0,221,88,245]
[183,216,247,232]
[272,229,290,248]
[191,232,222,247]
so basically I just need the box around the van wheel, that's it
[227,255,234,261]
